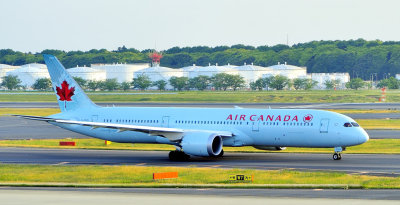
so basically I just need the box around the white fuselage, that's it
[50,107,369,148]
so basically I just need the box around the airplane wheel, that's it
[333,153,341,160]
[169,151,190,161]
[169,151,177,161]
[217,149,224,157]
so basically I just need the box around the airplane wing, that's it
[12,115,233,142]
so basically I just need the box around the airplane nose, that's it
[358,129,369,144]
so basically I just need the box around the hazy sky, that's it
[1,0,400,52]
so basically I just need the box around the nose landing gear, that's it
[333,147,344,160]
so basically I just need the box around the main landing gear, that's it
[333,147,344,160]
[169,150,190,161]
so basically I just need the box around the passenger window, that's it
[344,122,352,127]
[351,122,360,127]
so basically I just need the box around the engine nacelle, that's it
[181,132,223,157]
[253,146,286,151]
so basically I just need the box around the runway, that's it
[0,147,398,176]
[1,116,399,139]
[0,187,399,203]
[0,188,399,204]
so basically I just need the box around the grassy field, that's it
[1,139,399,154]
[1,89,397,103]
[0,164,398,189]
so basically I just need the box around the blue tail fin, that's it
[43,54,98,112]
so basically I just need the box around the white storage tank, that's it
[6,64,50,88]
[91,63,150,83]
[0,64,20,84]
[234,64,273,86]
[188,64,237,79]
[134,66,184,89]
[267,63,307,79]
[66,66,106,81]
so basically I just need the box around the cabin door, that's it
[320,119,329,133]
[252,121,260,132]
[161,116,170,127]
[91,115,98,122]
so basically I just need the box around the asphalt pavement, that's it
[0,147,398,176]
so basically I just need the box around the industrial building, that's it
[66,66,106,81]
[6,63,50,88]
[0,64,19,84]
[91,63,150,83]
[2,55,351,90]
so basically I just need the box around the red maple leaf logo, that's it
[303,114,313,122]
[56,80,75,101]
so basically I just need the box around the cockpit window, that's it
[343,122,352,127]
[351,122,360,127]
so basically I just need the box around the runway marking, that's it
[55,162,69,165]
[135,163,147,166]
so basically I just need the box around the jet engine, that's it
[181,132,223,157]
[252,146,286,151]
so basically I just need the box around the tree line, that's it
[3,73,400,91]
[1,39,400,81]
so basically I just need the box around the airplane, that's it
[14,54,369,161]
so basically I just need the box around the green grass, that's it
[357,119,400,129]
[0,164,398,189]
[0,90,395,103]
[1,139,399,154]
[0,108,60,116]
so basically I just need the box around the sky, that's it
[1,0,400,52]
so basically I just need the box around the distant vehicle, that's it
[15,55,369,161]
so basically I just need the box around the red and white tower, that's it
[149,51,163,67]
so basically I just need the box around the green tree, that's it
[304,79,318,90]
[32,78,52,90]
[345,78,365,90]
[377,77,399,89]
[1,75,21,90]
[102,78,119,91]
[250,78,268,91]
[132,74,152,90]
[120,82,131,91]
[188,75,210,91]
[87,80,102,91]
[324,79,341,90]
[269,75,290,90]
[73,77,87,89]
[169,76,189,91]
[211,73,230,91]
[293,78,307,90]
[152,80,167,91]
[228,74,245,91]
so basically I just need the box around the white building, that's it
[0,64,20,84]
[182,64,202,78]
[91,63,150,83]
[186,64,238,79]
[6,64,50,88]
[234,63,274,85]
[309,73,350,89]
[134,66,184,89]
[264,63,308,79]
[66,66,106,81]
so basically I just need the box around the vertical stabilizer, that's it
[43,54,98,112]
